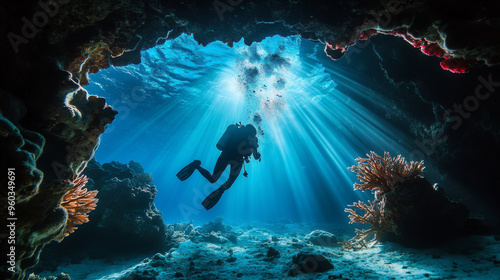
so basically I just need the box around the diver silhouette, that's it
[177,123,261,210]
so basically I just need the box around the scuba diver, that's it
[176,123,261,210]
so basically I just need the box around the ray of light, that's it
[88,34,419,224]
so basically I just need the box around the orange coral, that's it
[59,175,98,241]
[342,152,424,249]
[342,198,393,249]
[348,151,424,194]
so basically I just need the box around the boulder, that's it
[35,159,167,267]
[288,251,333,276]
[265,247,280,261]
[382,177,470,247]
[305,230,340,247]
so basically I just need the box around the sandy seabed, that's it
[35,222,500,280]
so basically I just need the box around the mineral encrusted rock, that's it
[38,159,167,264]
[382,177,470,247]
[344,152,472,248]
[288,251,334,276]
[0,64,116,279]
[305,230,341,248]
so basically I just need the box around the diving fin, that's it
[176,160,201,181]
[202,187,225,210]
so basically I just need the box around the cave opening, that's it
[22,28,500,279]
[4,0,500,278]
[83,33,458,225]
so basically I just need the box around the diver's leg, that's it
[201,160,241,210]
[196,165,216,183]
[196,153,229,183]
[211,153,231,182]
[220,160,242,190]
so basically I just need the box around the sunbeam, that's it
[87,34,420,224]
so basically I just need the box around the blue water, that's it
[85,34,421,224]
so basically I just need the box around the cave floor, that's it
[35,222,500,280]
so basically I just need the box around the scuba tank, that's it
[216,123,239,151]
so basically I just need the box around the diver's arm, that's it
[249,136,261,161]
[252,147,261,161]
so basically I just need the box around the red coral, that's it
[421,42,446,57]
[440,58,470,73]
[359,29,378,40]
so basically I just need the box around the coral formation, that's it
[348,151,424,194]
[58,175,98,241]
[342,199,392,249]
[162,217,240,248]
[304,230,340,248]
[440,58,471,74]
[36,159,167,267]
[27,273,70,280]
[344,151,471,249]
[0,65,117,279]
[330,27,473,73]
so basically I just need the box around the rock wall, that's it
[0,58,117,279]
[2,1,500,81]
[33,159,167,272]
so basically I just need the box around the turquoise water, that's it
[85,34,420,224]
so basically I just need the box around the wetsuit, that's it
[196,128,258,189]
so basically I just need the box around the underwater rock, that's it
[197,231,229,245]
[149,253,169,268]
[344,152,481,249]
[27,273,71,280]
[0,116,44,204]
[305,230,341,248]
[382,177,470,247]
[199,216,232,234]
[30,221,500,279]
[101,161,136,180]
[36,159,167,265]
[118,263,159,280]
[191,217,240,245]
[165,222,197,249]
[2,0,498,95]
[288,251,334,276]
[0,58,117,279]
[266,247,281,260]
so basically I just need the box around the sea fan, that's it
[342,151,424,250]
[342,198,394,249]
[348,151,424,194]
[59,175,98,241]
